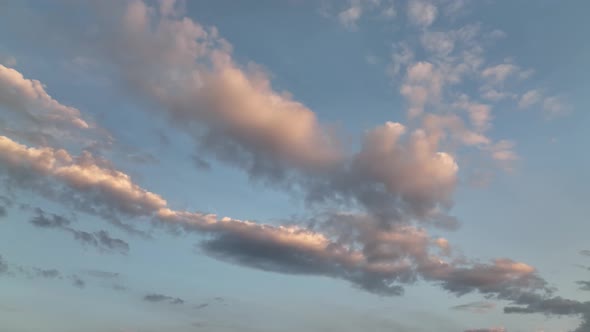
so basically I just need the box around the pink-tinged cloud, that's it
[0,64,89,129]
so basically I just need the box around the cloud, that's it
[83,269,120,279]
[143,293,184,305]
[542,96,569,117]
[481,64,518,84]
[503,293,590,332]
[0,3,578,327]
[577,281,590,291]
[0,253,93,293]
[400,61,443,117]
[70,274,86,288]
[31,268,61,279]
[338,5,362,29]
[0,255,8,275]
[464,328,506,332]
[0,136,166,220]
[407,0,438,28]
[452,301,496,314]
[518,89,542,109]
[29,208,130,254]
[30,208,71,228]
[0,64,89,129]
[581,250,590,257]
[0,195,11,218]
[0,118,543,303]
[92,0,343,181]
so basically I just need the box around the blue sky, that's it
[0,1,589,331]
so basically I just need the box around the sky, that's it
[0,0,589,331]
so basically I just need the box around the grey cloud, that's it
[452,301,496,314]
[111,283,127,291]
[95,230,130,254]
[29,208,129,255]
[503,292,590,332]
[32,268,61,279]
[464,329,506,332]
[127,152,158,164]
[581,250,590,257]
[186,211,547,299]
[0,255,8,275]
[70,275,86,288]
[0,195,11,217]
[191,155,211,171]
[143,293,184,305]
[67,228,130,255]
[30,208,71,228]
[83,269,120,279]
[577,281,590,291]
[194,303,209,310]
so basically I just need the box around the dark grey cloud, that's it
[452,301,496,314]
[581,250,590,257]
[503,292,590,332]
[464,329,505,332]
[143,293,184,305]
[191,212,548,299]
[194,303,209,310]
[29,208,129,254]
[95,230,130,254]
[30,208,71,228]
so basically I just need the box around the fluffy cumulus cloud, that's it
[94,0,343,180]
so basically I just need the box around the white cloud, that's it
[481,63,519,83]
[407,0,438,28]
[518,89,542,109]
[421,31,455,56]
[338,5,362,29]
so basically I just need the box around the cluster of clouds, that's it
[329,0,568,176]
[29,207,130,255]
[1,252,202,307]
[0,0,585,330]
